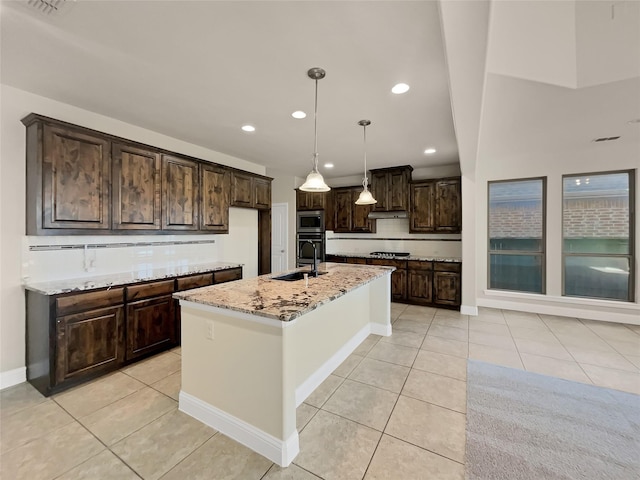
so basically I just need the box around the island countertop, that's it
[174,262,394,322]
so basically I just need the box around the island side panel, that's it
[179,305,288,440]
[288,273,392,406]
[369,272,392,336]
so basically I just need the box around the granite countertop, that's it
[23,262,243,295]
[174,262,394,322]
[328,252,461,263]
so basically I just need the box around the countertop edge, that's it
[327,252,461,262]
[23,262,244,296]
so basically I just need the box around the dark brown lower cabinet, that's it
[26,266,242,396]
[55,305,125,385]
[407,267,433,305]
[391,269,407,302]
[433,262,462,306]
[126,294,176,360]
[326,255,460,309]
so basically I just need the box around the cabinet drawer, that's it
[433,262,461,273]
[176,273,214,292]
[407,260,433,271]
[367,258,407,269]
[126,280,174,302]
[56,287,124,317]
[214,267,242,284]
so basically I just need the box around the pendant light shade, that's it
[355,119,377,205]
[300,67,331,192]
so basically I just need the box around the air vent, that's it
[25,0,73,16]
[592,136,621,143]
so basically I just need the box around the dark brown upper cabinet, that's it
[296,189,327,211]
[434,178,462,233]
[161,155,199,231]
[24,117,112,234]
[410,177,461,233]
[201,164,230,232]
[231,171,272,210]
[332,187,376,233]
[112,143,161,230]
[254,177,272,210]
[23,114,272,235]
[370,165,413,212]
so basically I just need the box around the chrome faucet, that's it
[303,241,319,277]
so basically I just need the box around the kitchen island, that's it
[174,262,394,467]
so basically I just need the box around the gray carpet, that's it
[466,360,640,480]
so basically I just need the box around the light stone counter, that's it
[24,261,243,295]
[174,262,393,322]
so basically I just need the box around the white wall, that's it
[0,85,264,386]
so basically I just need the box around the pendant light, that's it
[299,67,331,192]
[355,120,377,205]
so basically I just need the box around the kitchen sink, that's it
[272,271,327,282]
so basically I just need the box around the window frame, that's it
[561,169,635,302]
[487,176,547,294]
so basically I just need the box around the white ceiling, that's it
[0,0,459,179]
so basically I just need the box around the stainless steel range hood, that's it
[367,211,408,219]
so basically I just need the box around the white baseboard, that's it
[370,323,392,336]
[478,296,639,325]
[295,324,370,407]
[0,367,26,390]
[460,305,478,316]
[180,391,299,467]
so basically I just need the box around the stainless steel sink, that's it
[272,271,327,282]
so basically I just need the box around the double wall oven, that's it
[297,210,326,267]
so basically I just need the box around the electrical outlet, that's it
[206,320,215,340]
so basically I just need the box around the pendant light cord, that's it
[362,123,368,189]
[313,77,319,169]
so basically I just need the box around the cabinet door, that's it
[126,295,176,360]
[410,182,435,233]
[231,172,253,207]
[55,306,125,384]
[352,189,376,233]
[433,271,461,306]
[435,178,462,233]
[371,172,388,211]
[310,192,326,210]
[254,177,272,210]
[162,155,199,230]
[391,269,407,301]
[42,124,111,230]
[296,190,312,210]
[112,143,161,230]
[407,269,433,304]
[333,189,353,232]
[201,164,230,232]
[389,169,409,211]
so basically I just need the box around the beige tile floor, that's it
[1,304,639,479]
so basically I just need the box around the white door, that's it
[271,203,288,273]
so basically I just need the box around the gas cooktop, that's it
[369,251,411,258]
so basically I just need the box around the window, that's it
[488,178,545,293]
[563,170,634,302]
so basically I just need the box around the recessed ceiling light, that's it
[324,163,334,168]
[292,111,306,119]
[391,83,410,94]
[241,125,255,132]
[424,148,436,154]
